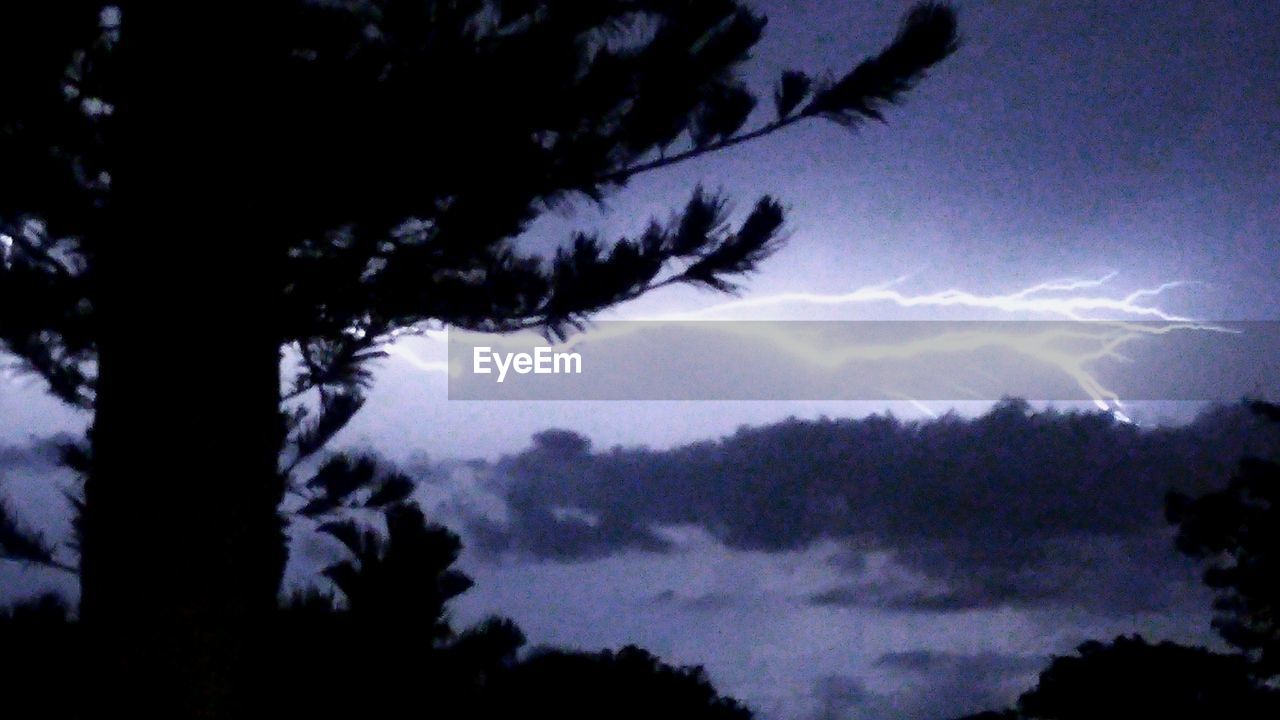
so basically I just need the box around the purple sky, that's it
[4,2,1280,718]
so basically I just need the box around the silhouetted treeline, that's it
[950,636,1279,720]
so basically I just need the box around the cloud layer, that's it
[460,401,1278,617]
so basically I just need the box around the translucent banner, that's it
[446,321,1280,403]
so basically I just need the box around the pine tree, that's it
[1,1,957,715]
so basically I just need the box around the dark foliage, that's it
[0,595,84,718]
[483,645,755,720]
[2,2,957,712]
[1,462,754,719]
[0,0,958,428]
[257,494,520,719]
[951,636,1278,720]
[1167,400,1280,678]
[1033,636,1274,720]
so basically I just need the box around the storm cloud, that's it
[459,400,1278,617]
[811,650,1043,720]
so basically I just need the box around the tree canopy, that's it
[1167,400,1280,679]
[1,2,959,716]
[1,0,959,422]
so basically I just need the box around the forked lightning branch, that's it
[472,346,583,383]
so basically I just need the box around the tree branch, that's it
[597,115,803,185]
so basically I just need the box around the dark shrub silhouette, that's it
[1016,635,1276,720]
[254,508,524,718]
[483,645,754,720]
[951,636,1277,720]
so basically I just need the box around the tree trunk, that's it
[81,4,287,717]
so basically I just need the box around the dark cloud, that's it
[466,511,672,562]
[806,532,1209,615]
[465,401,1279,617]
[813,651,1042,720]
[811,674,872,720]
[873,650,1043,677]
[650,589,740,612]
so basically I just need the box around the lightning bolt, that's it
[654,272,1200,322]
[388,273,1232,422]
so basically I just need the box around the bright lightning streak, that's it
[390,273,1231,421]
[654,272,1202,322]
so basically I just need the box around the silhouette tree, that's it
[318,498,475,641]
[1026,636,1273,720]
[259,458,529,719]
[950,636,1277,720]
[1167,400,1280,679]
[484,644,756,720]
[1,1,958,714]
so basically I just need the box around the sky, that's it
[3,1,1280,719]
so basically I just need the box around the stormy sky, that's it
[3,1,1280,718]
